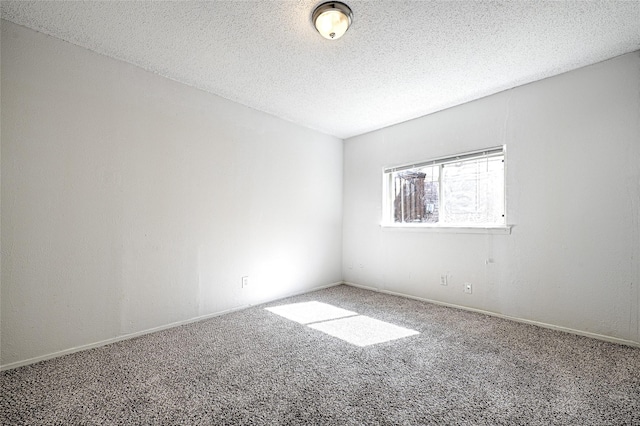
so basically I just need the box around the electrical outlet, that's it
[440,274,448,286]
[464,283,472,294]
[242,276,249,288]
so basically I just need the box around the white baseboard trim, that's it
[342,281,640,349]
[1,281,344,371]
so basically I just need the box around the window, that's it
[383,146,506,227]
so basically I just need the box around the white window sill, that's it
[380,224,512,234]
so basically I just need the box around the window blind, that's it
[384,146,504,174]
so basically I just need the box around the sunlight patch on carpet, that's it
[265,301,357,324]
[266,301,419,347]
[308,315,419,347]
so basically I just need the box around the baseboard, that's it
[342,281,640,349]
[1,281,344,371]
[9,279,630,371]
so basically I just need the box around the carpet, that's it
[2,284,639,425]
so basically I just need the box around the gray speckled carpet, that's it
[2,284,639,425]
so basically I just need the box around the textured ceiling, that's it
[2,1,640,139]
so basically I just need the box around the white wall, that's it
[343,51,640,345]
[1,21,343,368]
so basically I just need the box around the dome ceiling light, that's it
[312,2,353,40]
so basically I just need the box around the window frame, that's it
[381,145,510,233]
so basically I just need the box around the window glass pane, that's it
[392,165,439,223]
[441,156,503,225]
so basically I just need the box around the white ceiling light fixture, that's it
[312,2,353,40]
